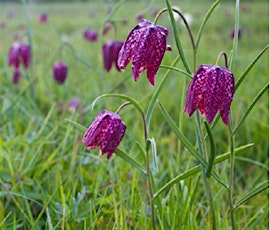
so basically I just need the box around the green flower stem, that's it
[105,95,155,229]
[215,51,228,68]
[196,112,216,230]
[154,5,196,70]
[228,119,236,230]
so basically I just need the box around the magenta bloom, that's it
[68,97,79,112]
[102,22,112,36]
[83,29,98,42]
[103,40,124,72]
[38,13,47,24]
[8,42,31,69]
[230,26,242,39]
[52,61,68,84]
[82,110,126,159]
[117,19,168,86]
[184,64,235,125]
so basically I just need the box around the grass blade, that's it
[204,121,216,177]
[233,181,269,210]
[235,45,269,91]
[157,101,227,187]
[233,83,269,134]
[195,0,220,50]
[114,148,146,174]
[146,56,180,132]
[166,0,191,73]
[154,143,254,199]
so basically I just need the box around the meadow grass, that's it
[0,0,269,229]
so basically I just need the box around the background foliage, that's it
[0,0,268,229]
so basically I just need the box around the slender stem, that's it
[196,112,216,230]
[215,51,228,68]
[115,101,154,228]
[153,8,195,52]
[115,101,131,114]
[146,148,156,230]
[228,118,236,229]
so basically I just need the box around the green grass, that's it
[0,0,269,229]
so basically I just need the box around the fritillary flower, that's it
[102,40,123,72]
[52,61,68,84]
[117,19,169,86]
[8,42,31,69]
[83,29,98,42]
[184,64,235,125]
[82,110,126,159]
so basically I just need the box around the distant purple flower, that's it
[52,61,68,84]
[103,40,124,72]
[102,22,112,36]
[117,19,169,86]
[8,42,31,69]
[184,64,235,125]
[82,110,126,159]
[38,13,48,24]
[68,97,79,112]
[136,14,144,22]
[12,69,21,84]
[83,29,98,42]
[230,26,242,39]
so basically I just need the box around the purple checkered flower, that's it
[82,110,126,159]
[38,13,48,24]
[8,42,31,69]
[184,64,235,125]
[83,28,98,42]
[117,19,169,86]
[102,40,124,72]
[230,26,242,39]
[52,61,68,84]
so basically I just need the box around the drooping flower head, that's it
[82,110,126,159]
[52,61,68,84]
[102,22,112,36]
[83,28,98,42]
[38,13,48,24]
[117,19,169,86]
[184,64,235,125]
[8,42,31,69]
[68,97,79,112]
[230,26,242,40]
[102,40,123,72]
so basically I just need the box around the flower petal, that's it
[204,66,222,123]
[184,64,210,116]
[219,68,235,125]
[117,19,151,72]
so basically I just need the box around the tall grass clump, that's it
[0,0,268,229]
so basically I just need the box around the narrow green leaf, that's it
[159,65,193,78]
[91,93,144,115]
[65,119,87,133]
[195,0,220,50]
[114,148,146,174]
[165,0,191,73]
[233,181,269,210]
[233,83,269,134]
[229,0,240,70]
[157,101,226,187]
[146,56,180,132]
[204,121,216,177]
[153,143,254,199]
[147,137,158,173]
[158,102,206,166]
[235,45,269,91]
